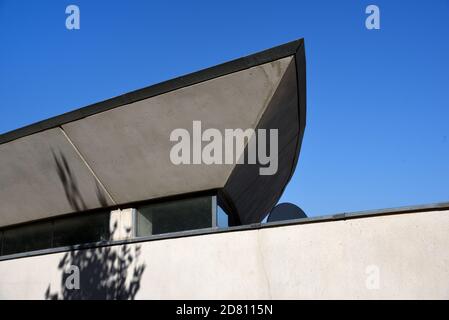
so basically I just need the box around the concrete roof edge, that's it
[0,38,304,145]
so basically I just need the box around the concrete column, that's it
[109,208,135,241]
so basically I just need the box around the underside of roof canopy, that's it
[0,39,306,227]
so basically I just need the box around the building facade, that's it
[1,39,448,299]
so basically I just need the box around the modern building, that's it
[0,39,448,299]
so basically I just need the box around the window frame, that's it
[135,195,218,238]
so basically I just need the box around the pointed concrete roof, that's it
[0,39,306,227]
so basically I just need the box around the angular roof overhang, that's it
[0,39,306,227]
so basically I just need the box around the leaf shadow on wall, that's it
[45,150,146,300]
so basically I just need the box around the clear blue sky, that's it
[1,0,448,217]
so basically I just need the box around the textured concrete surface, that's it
[0,209,448,299]
[223,58,301,223]
[0,128,113,227]
[61,57,293,204]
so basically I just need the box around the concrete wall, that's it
[0,209,448,299]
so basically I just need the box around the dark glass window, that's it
[53,212,110,247]
[0,196,217,257]
[0,211,110,257]
[137,196,213,236]
[2,221,52,256]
